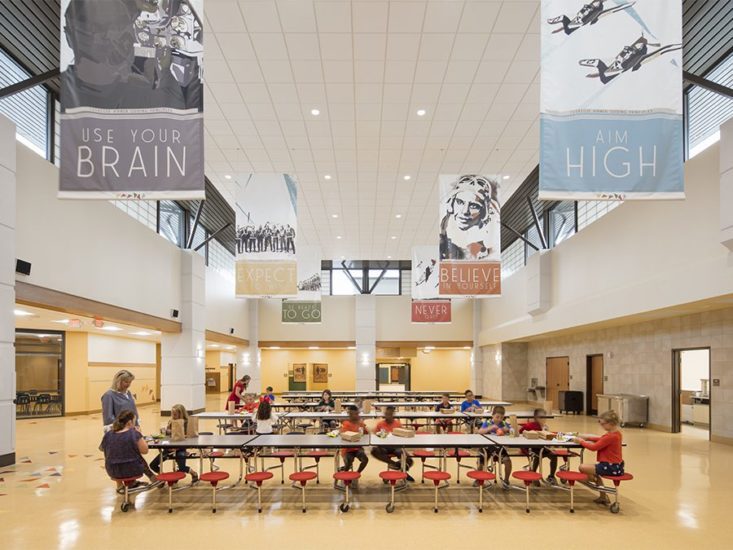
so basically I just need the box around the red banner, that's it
[411,300,452,323]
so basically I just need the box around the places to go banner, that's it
[411,246,440,300]
[438,175,501,297]
[540,0,683,200]
[282,301,322,324]
[281,246,322,324]
[59,0,204,199]
[411,300,452,323]
[235,174,298,297]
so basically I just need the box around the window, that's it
[331,268,362,295]
[159,200,185,247]
[577,200,621,231]
[112,200,157,232]
[369,269,400,295]
[0,48,50,158]
[548,201,576,247]
[501,239,524,278]
[209,238,235,280]
[188,215,208,260]
[525,224,543,260]
[687,51,733,159]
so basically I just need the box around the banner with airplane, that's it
[411,246,440,300]
[438,175,501,297]
[235,174,298,297]
[58,0,204,199]
[540,0,683,200]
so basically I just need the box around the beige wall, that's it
[480,342,528,401]
[523,307,733,440]
[258,297,355,342]
[260,349,356,393]
[376,296,473,341]
[410,349,471,392]
[64,332,88,414]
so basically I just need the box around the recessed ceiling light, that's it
[310,108,320,116]
[132,331,151,336]
[387,255,392,259]
[391,236,397,240]
[14,309,33,317]
[416,109,427,116]
[101,326,122,332]
[332,214,339,218]
[341,255,346,260]
[403,175,411,181]
[324,174,332,180]
[336,235,342,239]
[224,174,232,180]
[395,214,402,219]
[502,175,510,180]
[52,319,70,325]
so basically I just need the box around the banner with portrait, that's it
[235,173,298,297]
[438,175,501,297]
[411,246,440,300]
[540,0,683,200]
[58,0,204,199]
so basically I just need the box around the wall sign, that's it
[411,300,452,323]
[282,300,322,324]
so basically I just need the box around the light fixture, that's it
[336,235,342,239]
[387,255,392,259]
[391,235,397,240]
[502,175,510,180]
[395,214,402,219]
[101,326,123,332]
[14,309,33,317]
[324,174,332,180]
[424,346,435,350]
[416,109,426,116]
[227,345,235,350]
[403,175,411,181]
[464,346,471,350]
[310,108,320,116]
[308,346,319,350]
[270,346,281,349]
[224,174,232,180]
[332,214,339,218]
[52,319,71,325]
[210,344,220,348]
[348,346,356,350]
[132,331,151,336]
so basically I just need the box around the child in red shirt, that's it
[371,406,415,481]
[574,409,624,505]
[340,406,369,473]
[520,408,558,484]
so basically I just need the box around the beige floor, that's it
[3,395,730,550]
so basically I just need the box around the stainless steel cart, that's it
[596,393,648,428]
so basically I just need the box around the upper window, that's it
[159,200,185,247]
[369,269,400,295]
[331,268,362,295]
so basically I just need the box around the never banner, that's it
[438,175,501,297]
[540,0,683,200]
[235,174,298,297]
[411,300,451,323]
[58,0,204,199]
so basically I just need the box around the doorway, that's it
[545,356,569,412]
[672,348,711,437]
[586,354,604,416]
[376,362,410,391]
[15,330,65,418]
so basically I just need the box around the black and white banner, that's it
[59,0,204,199]
[411,246,440,300]
[540,0,683,200]
[295,246,322,302]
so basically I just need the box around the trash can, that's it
[597,394,648,428]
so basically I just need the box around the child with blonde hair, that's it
[573,410,624,505]
[150,404,198,483]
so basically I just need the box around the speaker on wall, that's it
[16,259,31,276]
[171,309,179,319]
[229,328,235,335]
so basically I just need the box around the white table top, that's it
[485,435,582,448]
[148,434,258,448]
[370,433,492,448]
[243,434,369,448]
[463,410,556,419]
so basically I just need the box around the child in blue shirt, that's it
[478,406,513,489]
[460,390,482,412]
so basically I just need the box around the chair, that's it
[33,393,51,415]
[379,470,407,513]
[290,471,318,513]
[512,471,542,513]
[332,470,360,513]
[466,470,496,512]
[424,470,451,513]
[556,471,588,513]
[15,393,31,416]
[199,471,230,513]
[157,471,187,513]
[245,471,274,513]
[113,476,142,513]
[48,394,63,414]
[602,473,634,514]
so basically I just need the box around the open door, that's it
[546,356,569,412]
[672,348,710,438]
[586,354,604,416]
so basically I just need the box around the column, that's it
[160,250,206,413]
[471,298,483,395]
[0,115,16,466]
[721,118,733,251]
[238,298,261,393]
[355,294,376,391]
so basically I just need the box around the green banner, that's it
[282,300,322,323]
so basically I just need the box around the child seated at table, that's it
[150,404,199,483]
[252,399,279,434]
[573,410,624,506]
[264,387,276,402]
[100,409,155,491]
[520,408,558,485]
[371,406,415,481]
[460,390,482,412]
[339,406,369,474]
[478,406,513,489]
[434,393,454,433]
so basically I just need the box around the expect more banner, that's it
[58,0,204,199]
[235,174,298,297]
[438,175,501,297]
[540,0,683,200]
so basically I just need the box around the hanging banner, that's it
[411,246,440,300]
[295,246,322,301]
[235,173,298,297]
[282,301,322,323]
[411,300,452,323]
[540,0,683,200]
[438,175,501,297]
[58,0,204,199]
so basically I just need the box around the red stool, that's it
[447,432,472,483]
[379,470,408,513]
[199,471,230,513]
[423,470,451,513]
[412,433,438,483]
[268,450,296,484]
[556,471,587,513]
[466,470,496,512]
[302,450,331,483]
[332,471,361,512]
[245,471,274,513]
[157,471,186,513]
[290,471,318,513]
[512,471,542,513]
[602,473,634,514]
[113,475,142,512]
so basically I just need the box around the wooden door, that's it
[546,357,569,411]
[590,355,604,414]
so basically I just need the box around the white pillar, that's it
[355,294,376,391]
[239,298,261,393]
[721,118,733,251]
[160,251,206,412]
[471,298,483,395]
[0,116,16,466]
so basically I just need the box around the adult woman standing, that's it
[226,374,251,409]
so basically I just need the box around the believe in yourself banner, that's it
[58,0,204,199]
[540,0,683,200]
[438,175,501,297]
[235,174,298,297]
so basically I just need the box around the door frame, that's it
[545,356,570,410]
[586,354,604,416]
[375,362,411,391]
[671,347,711,437]
[16,328,66,418]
